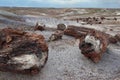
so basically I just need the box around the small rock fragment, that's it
[49,30,64,41]
[100,16,105,20]
[109,36,118,44]
[57,23,66,31]
[6,35,12,43]
[34,22,45,31]
[114,17,117,21]
[115,34,120,42]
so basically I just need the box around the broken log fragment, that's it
[64,25,110,63]
[114,17,117,21]
[57,23,66,31]
[109,36,118,44]
[108,34,120,44]
[100,16,105,20]
[34,22,45,31]
[49,30,64,41]
[115,34,120,42]
[64,25,94,38]
[0,28,48,75]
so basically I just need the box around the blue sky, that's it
[0,0,120,8]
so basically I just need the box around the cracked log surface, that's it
[0,28,48,75]
[64,25,111,63]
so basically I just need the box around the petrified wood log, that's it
[0,28,48,75]
[34,22,45,31]
[49,30,64,41]
[64,25,94,38]
[108,34,120,44]
[109,36,118,44]
[64,25,110,63]
[114,17,117,21]
[57,24,66,31]
[100,16,105,20]
[115,34,120,42]
[79,31,109,63]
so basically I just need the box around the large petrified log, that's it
[79,31,109,63]
[64,25,110,63]
[0,28,48,74]
[64,25,94,38]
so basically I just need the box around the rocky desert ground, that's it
[0,7,120,80]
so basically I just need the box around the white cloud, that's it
[29,0,91,4]
[52,0,85,4]
[29,0,43,2]
[28,0,120,5]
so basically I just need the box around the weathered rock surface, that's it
[0,28,48,75]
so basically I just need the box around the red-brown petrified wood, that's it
[79,31,109,63]
[64,25,110,63]
[64,25,94,38]
[0,28,48,75]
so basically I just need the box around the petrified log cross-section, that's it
[64,25,110,63]
[0,28,48,74]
